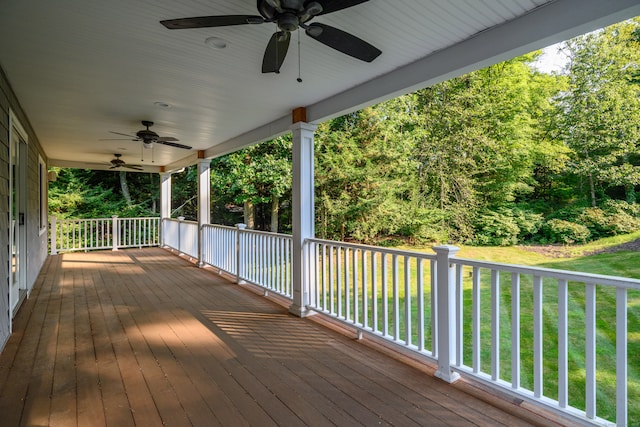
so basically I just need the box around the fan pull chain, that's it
[297,30,302,83]
[140,142,144,162]
[275,24,280,74]
[152,144,155,163]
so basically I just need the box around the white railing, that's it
[161,217,198,259]
[308,238,437,354]
[239,228,292,297]
[306,238,640,426]
[201,224,293,298]
[48,216,640,425]
[202,224,238,274]
[450,257,640,427]
[50,216,159,254]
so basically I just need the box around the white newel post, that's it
[433,245,461,383]
[235,223,247,283]
[50,216,57,255]
[289,118,317,317]
[197,157,211,267]
[112,215,119,251]
[160,172,172,247]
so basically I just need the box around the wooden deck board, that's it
[0,248,552,426]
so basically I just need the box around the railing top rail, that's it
[455,257,640,289]
[202,224,237,231]
[163,217,198,225]
[307,237,437,260]
[239,228,293,239]
[55,216,160,221]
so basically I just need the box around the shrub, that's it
[473,210,520,246]
[543,219,591,244]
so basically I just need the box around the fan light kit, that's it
[205,36,228,49]
[160,0,381,75]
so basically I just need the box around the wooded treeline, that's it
[49,19,640,246]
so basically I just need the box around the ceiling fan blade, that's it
[109,131,137,138]
[262,31,290,73]
[157,136,179,142]
[156,140,193,150]
[316,0,369,15]
[125,165,144,171]
[160,15,263,29]
[306,23,381,62]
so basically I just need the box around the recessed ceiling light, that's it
[153,101,171,108]
[205,36,228,49]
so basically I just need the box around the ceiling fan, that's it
[160,0,381,73]
[109,154,143,171]
[105,120,192,150]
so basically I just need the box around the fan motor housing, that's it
[136,129,159,142]
[278,13,299,32]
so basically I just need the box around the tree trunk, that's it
[270,196,279,232]
[119,171,132,206]
[244,200,255,229]
[588,171,597,208]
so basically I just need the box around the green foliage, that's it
[542,219,591,244]
[473,208,544,246]
[49,168,158,219]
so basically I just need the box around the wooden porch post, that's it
[197,153,210,267]
[289,107,316,317]
[160,172,172,247]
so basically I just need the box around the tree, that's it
[210,136,292,231]
[557,19,640,206]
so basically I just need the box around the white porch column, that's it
[433,245,461,383]
[160,172,172,247]
[197,155,211,267]
[289,111,317,317]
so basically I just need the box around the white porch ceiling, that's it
[1,0,639,172]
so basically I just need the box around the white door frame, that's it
[9,110,28,323]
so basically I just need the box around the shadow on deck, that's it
[0,248,571,426]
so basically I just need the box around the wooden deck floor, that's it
[0,248,559,426]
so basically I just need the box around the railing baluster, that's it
[431,259,437,357]
[472,266,480,373]
[558,278,568,407]
[455,264,463,366]
[372,251,378,333]
[362,249,368,329]
[512,272,521,390]
[491,270,500,381]
[321,244,327,311]
[417,258,424,352]
[393,254,399,341]
[616,286,628,426]
[382,253,388,337]
[330,245,335,315]
[404,255,411,346]
[345,247,350,321]
[533,275,543,399]
[353,248,359,325]
[585,282,596,419]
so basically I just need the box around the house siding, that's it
[0,65,49,351]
